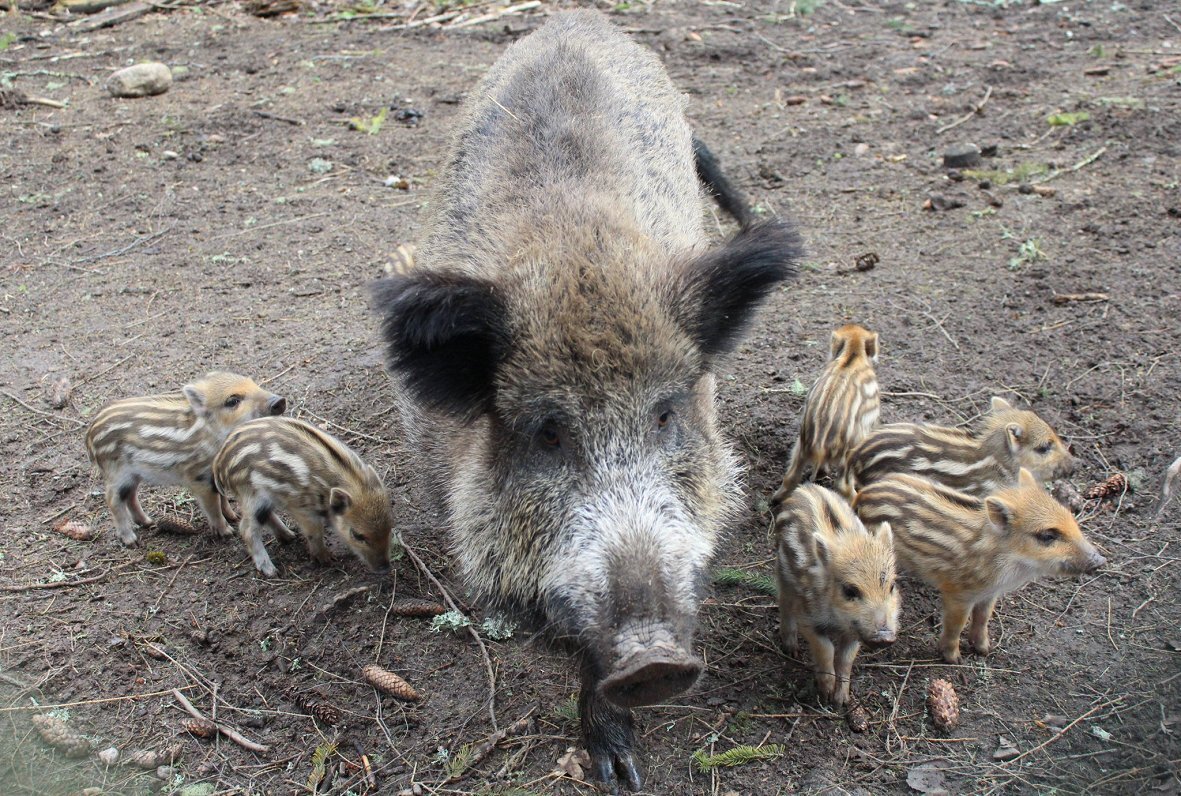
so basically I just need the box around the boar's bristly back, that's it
[373,272,509,420]
[676,219,803,360]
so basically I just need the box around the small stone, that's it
[923,193,966,211]
[98,746,119,765]
[853,142,870,157]
[943,143,981,169]
[980,143,999,157]
[156,765,173,780]
[308,158,333,175]
[162,150,179,160]
[993,737,1020,761]
[107,63,173,98]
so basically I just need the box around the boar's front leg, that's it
[580,664,642,793]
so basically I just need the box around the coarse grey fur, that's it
[374,10,802,791]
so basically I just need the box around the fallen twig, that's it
[443,709,536,783]
[997,701,1115,767]
[253,109,306,126]
[0,685,198,713]
[1052,292,1109,305]
[402,542,498,731]
[0,389,87,427]
[446,0,541,29]
[171,689,269,753]
[936,85,992,134]
[0,568,110,592]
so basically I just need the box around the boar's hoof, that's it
[590,750,642,794]
[601,651,702,709]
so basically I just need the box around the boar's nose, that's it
[865,629,897,650]
[601,638,703,709]
[372,562,391,577]
[268,396,287,416]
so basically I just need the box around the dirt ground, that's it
[1,0,1179,793]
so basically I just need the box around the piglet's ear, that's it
[676,220,803,359]
[182,383,210,418]
[372,272,509,420]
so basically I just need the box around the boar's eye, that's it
[350,529,366,542]
[841,583,862,601]
[223,395,243,409]
[1036,528,1061,545]
[538,424,562,450]
[656,409,675,431]
[889,580,897,594]
[1034,442,1054,455]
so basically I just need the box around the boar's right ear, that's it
[676,220,803,360]
[990,395,1014,413]
[372,273,508,419]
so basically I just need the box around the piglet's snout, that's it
[268,396,287,416]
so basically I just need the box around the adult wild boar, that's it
[374,10,801,791]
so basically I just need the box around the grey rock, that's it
[107,63,172,98]
[943,143,981,169]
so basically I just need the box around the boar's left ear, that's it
[676,220,803,359]
[372,272,509,420]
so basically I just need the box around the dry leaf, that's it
[555,747,590,781]
[906,759,949,794]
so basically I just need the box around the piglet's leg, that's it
[267,514,297,544]
[800,625,837,704]
[296,513,333,564]
[126,483,152,527]
[968,596,999,656]
[581,666,642,794]
[239,508,278,578]
[192,481,231,538]
[777,590,800,656]
[831,638,861,708]
[107,478,142,546]
[939,596,972,664]
[219,493,240,524]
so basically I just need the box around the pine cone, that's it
[926,678,960,731]
[155,518,200,535]
[181,717,217,739]
[1084,473,1129,501]
[362,664,421,702]
[30,714,91,758]
[845,703,869,734]
[53,519,95,541]
[389,599,447,618]
[309,702,340,726]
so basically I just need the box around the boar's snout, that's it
[865,629,897,650]
[268,396,287,416]
[601,629,702,709]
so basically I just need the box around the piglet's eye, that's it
[841,584,862,601]
[1036,528,1061,545]
[350,530,365,542]
[656,410,674,430]
[1035,442,1053,455]
[223,395,242,409]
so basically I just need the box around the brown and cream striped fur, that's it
[776,484,899,708]
[212,417,394,578]
[841,396,1073,498]
[854,468,1105,663]
[85,372,286,545]
[771,324,881,505]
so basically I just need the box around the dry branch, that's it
[171,689,269,753]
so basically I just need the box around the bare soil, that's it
[1,1,1179,794]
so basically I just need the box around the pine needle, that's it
[712,567,777,596]
[693,743,785,771]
